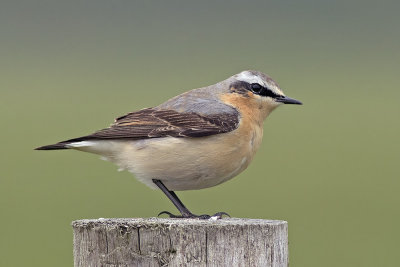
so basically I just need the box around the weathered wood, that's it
[72,218,288,267]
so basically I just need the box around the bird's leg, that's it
[152,179,192,217]
[152,179,229,219]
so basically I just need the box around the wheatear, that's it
[36,70,302,219]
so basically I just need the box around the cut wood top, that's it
[72,217,287,228]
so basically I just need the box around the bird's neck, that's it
[221,93,274,127]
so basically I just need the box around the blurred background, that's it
[1,0,399,266]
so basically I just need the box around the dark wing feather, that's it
[41,108,239,147]
[87,108,239,139]
[35,108,239,150]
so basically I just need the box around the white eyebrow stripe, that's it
[234,70,285,96]
[235,71,267,87]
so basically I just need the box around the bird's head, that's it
[232,70,301,106]
[157,70,301,120]
[216,70,302,122]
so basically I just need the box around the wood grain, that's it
[72,218,288,267]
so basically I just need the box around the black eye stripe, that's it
[249,83,280,98]
[230,80,282,99]
[261,87,280,98]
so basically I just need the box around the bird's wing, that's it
[66,107,239,142]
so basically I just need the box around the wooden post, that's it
[72,218,288,267]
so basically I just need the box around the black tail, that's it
[35,135,93,150]
[35,142,70,150]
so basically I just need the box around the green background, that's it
[1,0,399,266]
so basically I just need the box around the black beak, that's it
[275,96,302,105]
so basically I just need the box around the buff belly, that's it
[71,125,263,191]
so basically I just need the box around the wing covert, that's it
[63,108,239,142]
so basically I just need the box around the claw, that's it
[157,211,230,220]
[153,180,230,220]
[197,214,212,219]
[158,211,180,218]
[158,211,198,219]
[212,212,231,218]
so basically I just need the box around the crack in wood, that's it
[72,218,288,267]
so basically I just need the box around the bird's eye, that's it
[251,83,262,93]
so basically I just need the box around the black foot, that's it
[158,211,230,220]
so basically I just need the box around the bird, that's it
[36,70,302,219]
